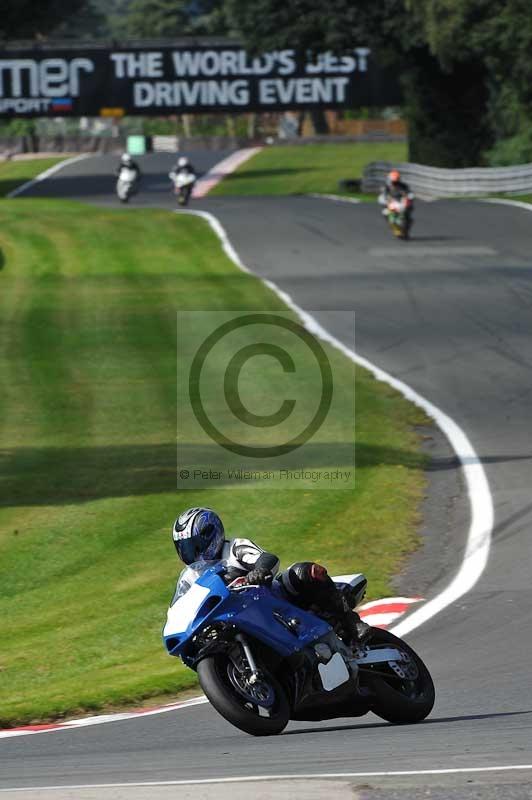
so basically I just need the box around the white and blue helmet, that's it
[173,507,225,564]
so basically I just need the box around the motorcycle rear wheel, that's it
[197,654,290,736]
[365,628,435,723]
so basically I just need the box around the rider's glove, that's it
[246,567,273,586]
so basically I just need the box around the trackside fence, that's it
[362,161,532,198]
[152,135,180,152]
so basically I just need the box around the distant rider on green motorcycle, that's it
[379,169,414,219]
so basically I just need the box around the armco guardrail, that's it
[362,161,532,198]
[152,135,179,153]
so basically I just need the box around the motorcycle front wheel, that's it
[389,221,402,238]
[365,628,435,723]
[197,653,290,736]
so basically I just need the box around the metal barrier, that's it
[362,161,532,197]
[152,135,180,153]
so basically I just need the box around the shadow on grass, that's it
[4,442,526,507]
[0,178,32,198]
[0,440,434,507]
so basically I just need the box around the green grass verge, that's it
[210,142,406,197]
[0,198,429,726]
[0,157,68,198]
[489,193,532,204]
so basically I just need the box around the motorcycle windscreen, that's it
[172,560,219,602]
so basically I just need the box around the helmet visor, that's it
[176,536,204,565]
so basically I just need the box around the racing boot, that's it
[331,590,371,646]
[341,608,371,646]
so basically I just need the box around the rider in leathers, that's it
[171,155,196,178]
[116,152,141,181]
[379,169,414,223]
[172,507,369,645]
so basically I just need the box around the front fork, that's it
[235,633,261,685]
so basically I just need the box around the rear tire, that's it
[198,654,290,736]
[366,628,435,723]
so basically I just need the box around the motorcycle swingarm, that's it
[353,646,418,678]
[354,646,404,665]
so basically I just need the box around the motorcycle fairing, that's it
[163,564,330,659]
[164,583,213,637]
[331,573,367,607]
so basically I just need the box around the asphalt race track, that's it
[2,154,532,799]
[15,150,234,206]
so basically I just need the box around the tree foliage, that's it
[410,0,532,161]
[1,0,90,40]
[225,0,418,58]
[117,0,228,38]
[226,0,495,165]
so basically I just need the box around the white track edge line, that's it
[482,197,532,212]
[3,764,532,792]
[181,208,494,640]
[307,193,361,204]
[6,154,92,198]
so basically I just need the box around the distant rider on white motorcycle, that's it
[172,507,369,645]
[171,155,196,179]
[169,155,197,204]
[116,152,141,182]
[115,153,141,202]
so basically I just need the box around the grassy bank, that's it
[0,198,428,726]
[0,157,67,198]
[211,142,406,197]
[490,193,532,204]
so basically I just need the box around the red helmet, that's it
[388,169,401,183]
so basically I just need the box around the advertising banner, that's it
[0,44,402,118]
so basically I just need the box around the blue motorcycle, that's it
[163,561,434,736]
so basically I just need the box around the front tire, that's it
[365,628,435,723]
[197,654,290,736]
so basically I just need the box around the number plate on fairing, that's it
[317,652,351,691]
